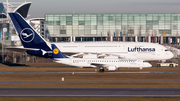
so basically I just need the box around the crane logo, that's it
[20,28,35,43]
[53,48,59,54]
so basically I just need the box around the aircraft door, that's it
[137,60,142,67]
[70,59,73,64]
[156,49,160,56]
[133,50,137,56]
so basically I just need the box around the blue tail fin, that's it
[51,44,68,59]
[8,13,51,51]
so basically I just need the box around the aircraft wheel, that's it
[99,68,104,72]
[157,64,160,67]
[102,69,104,72]
[170,64,173,67]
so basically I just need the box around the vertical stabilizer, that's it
[8,13,51,51]
[52,44,68,59]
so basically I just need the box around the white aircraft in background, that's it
[7,12,173,71]
[52,44,152,71]
[54,42,173,61]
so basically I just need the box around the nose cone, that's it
[169,51,174,59]
[147,63,152,68]
[144,63,152,68]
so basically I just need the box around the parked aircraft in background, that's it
[7,12,174,71]
[51,44,152,71]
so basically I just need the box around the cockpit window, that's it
[143,61,147,63]
[165,49,169,51]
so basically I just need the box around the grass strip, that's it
[0,67,180,71]
[0,73,180,81]
[0,82,180,87]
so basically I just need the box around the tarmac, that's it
[0,80,180,83]
[0,87,180,97]
[0,66,179,97]
[0,71,180,73]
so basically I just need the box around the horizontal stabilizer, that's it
[6,47,39,52]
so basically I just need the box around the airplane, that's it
[7,12,173,66]
[51,44,152,71]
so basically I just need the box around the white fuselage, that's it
[52,42,173,61]
[54,58,152,70]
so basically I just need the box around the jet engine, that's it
[106,66,116,71]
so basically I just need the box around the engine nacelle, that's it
[106,66,116,71]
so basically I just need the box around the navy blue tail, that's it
[52,44,68,59]
[8,13,51,51]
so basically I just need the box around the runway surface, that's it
[0,66,177,68]
[0,87,180,97]
[0,80,180,83]
[0,71,180,73]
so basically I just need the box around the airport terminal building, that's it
[0,2,46,46]
[45,14,180,43]
[1,1,180,44]
[0,2,32,46]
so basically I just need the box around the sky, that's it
[3,0,180,18]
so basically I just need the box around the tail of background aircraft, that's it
[8,13,51,51]
[8,13,53,58]
[51,44,68,59]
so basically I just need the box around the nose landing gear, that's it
[140,67,143,71]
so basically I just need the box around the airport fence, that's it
[0,51,53,64]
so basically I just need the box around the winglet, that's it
[51,44,68,59]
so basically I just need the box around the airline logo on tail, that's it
[51,44,68,59]
[20,28,35,43]
[53,48,59,54]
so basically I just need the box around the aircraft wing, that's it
[87,52,136,59]
[105,54,136,59]
[6,47,39,52]
[66,52,136,59]
[90,62,117,71]
[90,63,108,68]
[71,53,87,58]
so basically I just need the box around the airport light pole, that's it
[1,34,3,63]
[2,27,7,63]
[1,0,9,63]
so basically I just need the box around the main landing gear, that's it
[99,67,105,72]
